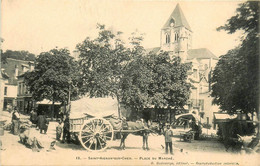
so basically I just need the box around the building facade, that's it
[1,58,34,111]
[16,73,34,113]
[0,37,5,112]
[147,4,219,124]
[0,70,9,112]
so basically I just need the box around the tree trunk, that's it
[172,108,176,124]
[51,100,54,121]
[169,108,172,124]
[257,109,260,138]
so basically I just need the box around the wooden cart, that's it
[69,97,144,151]
[179,131,195,142]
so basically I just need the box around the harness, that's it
[122,119,128,130]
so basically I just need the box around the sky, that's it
[1,0,244,57]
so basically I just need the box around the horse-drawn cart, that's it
[69,97,121,151]
[69,97,151,151]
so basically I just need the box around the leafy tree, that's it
[212,1,258,116]
[76,24,130,117]
[120,30,150,117]
[77,24,191,119]
[0,49,6,64]
[24,48,81,119]
[211,48,242,114]
[216,1,258,35]
[122,52,191,119]
[1,50,36,62]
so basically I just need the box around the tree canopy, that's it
[1,50,36,63]
[121,52,191,112]
[24,48,81,107]
[211,1,259,115]
[216,1,258,35]
[76,24,129,99]
[77,24,191,117]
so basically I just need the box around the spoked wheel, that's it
[79,118,114,151]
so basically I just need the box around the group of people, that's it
[29,108,71,143]
[10,107,50,135]
[30,109,49,134]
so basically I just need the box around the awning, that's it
[213,113,237,123]
[36,99,61,105]
[175,113,200,121]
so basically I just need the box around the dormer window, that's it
[170,18,175,27]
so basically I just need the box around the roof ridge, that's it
[162,4,192,31]
[187,48,218,60]
[6,58,34,63]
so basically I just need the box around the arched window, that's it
[175,33,179,42]
[166,33,170,44]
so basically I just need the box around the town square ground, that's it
[0,112,259,166]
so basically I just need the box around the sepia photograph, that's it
[0,0,259,165]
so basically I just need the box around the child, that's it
[56,120,63,141]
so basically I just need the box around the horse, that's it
[119,120,159,150]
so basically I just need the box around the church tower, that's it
[160,4,192,62]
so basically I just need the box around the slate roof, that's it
[162,4,192,31]
[145,47,161,54]
[187,48,218,60]
[1,70,9,79]
[1,58,33,85]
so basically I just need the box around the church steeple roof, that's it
[162,4,192,31]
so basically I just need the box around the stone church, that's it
[146,4,219,124]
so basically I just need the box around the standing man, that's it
[58,106,64,122]
[56,119,63,141]
[44,115,49,134]
[159,121,163,135]
[30,108,38,125]
[37,114,44,133]
[62,115,71,143]
[37,113,48,134]
[164,123,174,154]
[7,104,12,113]
[12,107,20,135]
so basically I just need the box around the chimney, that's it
[15,65,18,78]
[29,62,34,71]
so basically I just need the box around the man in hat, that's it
[163,123,173,154]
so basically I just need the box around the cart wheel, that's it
[79,118,114,151]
